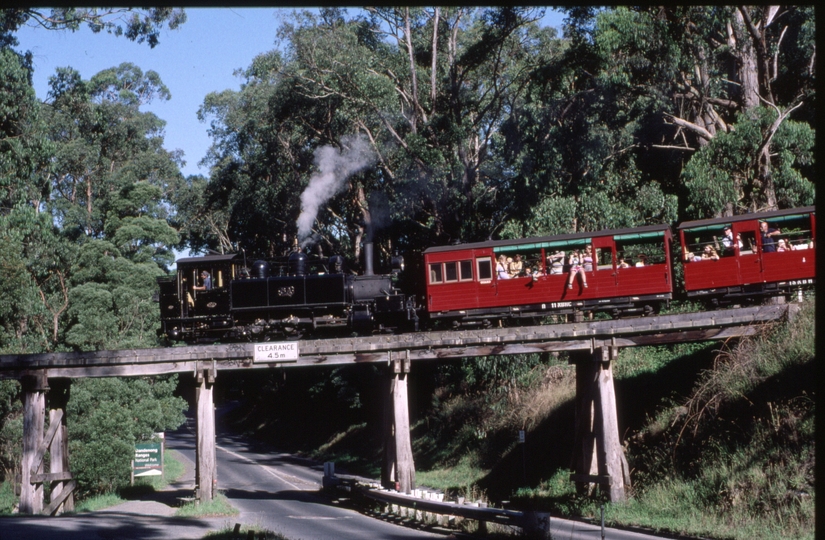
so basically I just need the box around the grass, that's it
[176,492,238,517]
[416,454,489,499]
[75,492,126,513]
[72,449,189,513]
[0,481,16,514]
[510,297,816,539]
[414,297,816,539]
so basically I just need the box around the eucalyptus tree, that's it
[670,5,816,216]
[0,46,52,212]
[0,12,188,497]
[0,45,64,353]
[0,7,186,49]
[361,6,553,246]
[41,63,181,351]
[559,6,814,219]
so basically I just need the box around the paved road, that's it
[170,418,682,540]
[169,425,446,540]
[1,416,681,540]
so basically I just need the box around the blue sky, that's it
[16,7,566,179]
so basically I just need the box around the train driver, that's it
[193,270,212,291]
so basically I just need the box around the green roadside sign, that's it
[133,442,163,477]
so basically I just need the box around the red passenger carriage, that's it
[678,206,815,305]
[423,225,674,326]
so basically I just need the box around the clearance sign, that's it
[253,342,299,363]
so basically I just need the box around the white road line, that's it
[216,444,313,491]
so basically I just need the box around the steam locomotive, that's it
[157,206,815,344]
[156,242,416,342]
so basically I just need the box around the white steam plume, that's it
[296,134,375,245]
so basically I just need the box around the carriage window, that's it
[444,261,458,282]
[429,263,443,284]
[617,240,666,266]
[459,260,473,281]
[595,247,614,270]
[739,231,757,254]
[768,214,814,250]
[476,257,492,281]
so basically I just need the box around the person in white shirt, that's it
[496,255,510,279]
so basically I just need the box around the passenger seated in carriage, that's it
[567,250,588,289]
[546,251,565,274]
[508,254,524,277]
[684,245,719,262]
[496,255,510,279]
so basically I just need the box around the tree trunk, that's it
[430,8,440,108]
[730,10,761,111]
[404,7,420,133]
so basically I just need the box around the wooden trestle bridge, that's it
[0,303,796,515]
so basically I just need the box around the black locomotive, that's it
[157,243,416,343]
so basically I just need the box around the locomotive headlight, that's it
[392,254,405,273]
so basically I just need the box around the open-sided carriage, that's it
[678,206,815,306]
[422,224,674,326]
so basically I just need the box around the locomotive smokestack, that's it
[364,242,374,276]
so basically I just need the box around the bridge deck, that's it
[0,304,793,379]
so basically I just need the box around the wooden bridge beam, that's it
[593,345,627,502]
[195,361,217,502]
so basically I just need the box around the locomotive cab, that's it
[158,253,247,342]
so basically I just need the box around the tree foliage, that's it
[1,8,186,49]
[0,14,188,494]
[561,6,816,217]
[188,6,815,260]
[67,376,187,497]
